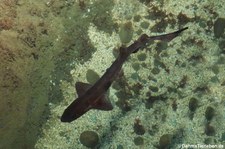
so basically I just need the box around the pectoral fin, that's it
[75,82,92,97]
[92,94,113,111]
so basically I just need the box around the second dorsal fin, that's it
[75,81,92,97]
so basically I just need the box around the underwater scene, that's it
[0,0,225,149]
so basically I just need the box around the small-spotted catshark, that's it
[61,27,188,122]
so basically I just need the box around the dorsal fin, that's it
[92,94,113,111]
[75,82,92,97]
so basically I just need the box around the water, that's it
[0,0,224,149]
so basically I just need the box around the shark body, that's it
[61,27,188,122]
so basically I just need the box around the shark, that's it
[61,27,188,122]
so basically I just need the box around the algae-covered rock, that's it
[159,134,172,149]
[214,18,225,38]
[0,29,50,149]
[0,1,65,148]
[205,123,215,136]
[133,119,145,135]
[119,21,134,44]
[137,53,147,61]
[133,15,141,22]
[80,130,99,148]
[86,69,100,84]
[189,97,198,112]
[205,106,215,121]
[132,62,140,71]
[140,21,149,29]
[134,136,144,146]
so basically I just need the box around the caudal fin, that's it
[148,27,188,42]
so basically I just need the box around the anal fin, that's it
[92,94,113,111]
